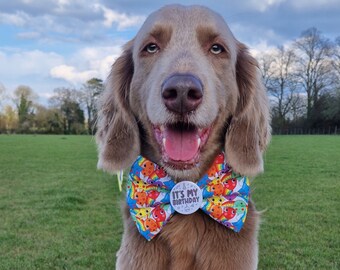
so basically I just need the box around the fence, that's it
[272,126,339,135]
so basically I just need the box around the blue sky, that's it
[0,0,339,105]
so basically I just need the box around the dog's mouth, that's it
[153,123,211,169]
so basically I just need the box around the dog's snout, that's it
[161,74,203,113]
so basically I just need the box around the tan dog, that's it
[96,4,270,270]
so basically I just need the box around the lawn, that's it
[0,135,339,269]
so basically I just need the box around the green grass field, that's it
[0,135,339,269]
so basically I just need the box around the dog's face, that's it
[96,5,270,179]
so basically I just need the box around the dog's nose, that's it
[161,74,203,114]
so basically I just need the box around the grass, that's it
[253,136,340,269]
[0,135,339,269]
[0,135,122,269]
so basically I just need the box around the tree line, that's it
[0,78,104,134]
[0,27,339,135]
[257,27,340,134]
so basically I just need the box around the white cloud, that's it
[57,0,70,6]
[0,42,123,99]
[0,49,64,77]
[249,40,277,57]
[94,4,145,30]
[0,48,68,105]
[248,0,286,12]
[245,0,338,12]
[0,2,145,44]
[0,11,29,26]
[16,31,42,40]
[289,0,339,9]
[50,65,97,84]
[230,23,285,47]
[49,45,123,84]
[74,46,122,77]
[52,45,121,84]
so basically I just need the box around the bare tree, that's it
[293,28,334,120]
[257,46,299,127]
[79,78,104,134]
[269,46,299,124]
[289,94,307,121]
[49,87,80,108]
[258,52,276,91]
[332,37,340,77]
[0,83,6,110]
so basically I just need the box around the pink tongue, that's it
[164,128,199,161]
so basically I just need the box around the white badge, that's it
[170,181,203,215]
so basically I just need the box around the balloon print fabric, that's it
[126,153,250,241]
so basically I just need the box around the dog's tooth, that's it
[162,138,166,146]
[160,125,165,132]
[197,137,201,146]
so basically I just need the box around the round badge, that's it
[170,181,203,215]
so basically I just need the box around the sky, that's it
[0,0,340,106]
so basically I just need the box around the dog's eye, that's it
[144,43,159,54]
[210,44,225,55]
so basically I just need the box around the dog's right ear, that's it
[96,40,140,173]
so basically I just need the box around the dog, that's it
[96,4,270,270]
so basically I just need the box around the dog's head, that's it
[96,5,271,179]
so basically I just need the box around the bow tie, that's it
[126,153,250,241]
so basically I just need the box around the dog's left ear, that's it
[225,43,271,177]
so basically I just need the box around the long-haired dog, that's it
[96,5,270,270]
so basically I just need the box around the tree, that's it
[289,94,306,122]
[332,37,340,78]
[258,52,276,91]
[49,87,85,134]
[0,83,6,110]
[33,105,63,134]
[322,89,340,126]
[0,83,6,132]
[3,105,18,132]
[270,46,299,126]
[80,78,104,134]
[13,85,36,132]
[258,46,299,129]
[293,28,334,121]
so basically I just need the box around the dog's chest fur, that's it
[118,202,259,270]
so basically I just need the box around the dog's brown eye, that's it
[144,43,159,54]
[210,44,225,55]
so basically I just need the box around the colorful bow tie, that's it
[126,153,250,241]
